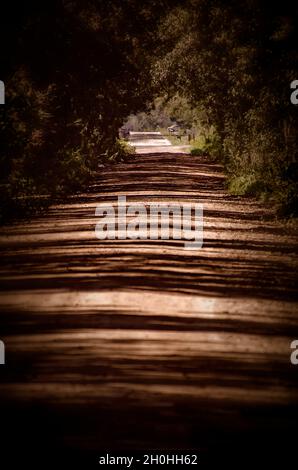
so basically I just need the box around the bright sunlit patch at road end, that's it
[128,131,172,147]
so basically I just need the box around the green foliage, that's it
[51,148,92,195]
[228,175,269,197]
[152,0,298,215]
[191,132,222,159]
[190,135,208,156]
[0,0,162,222]
[190,147,205,156]
[105,139,136,163]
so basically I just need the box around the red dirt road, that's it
[0,150,297,466]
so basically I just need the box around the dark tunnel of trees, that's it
[0,0,297,221]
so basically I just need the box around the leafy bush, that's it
[191,133,222,159]
[50,148,93,195]
[153,1,298,216]
[190,147,205,156]
[106,139,136,163]
[228,174,269,197]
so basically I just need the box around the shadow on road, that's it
[0,152,297,465]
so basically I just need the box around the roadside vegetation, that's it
[0,1,158,223]
[152,1,298,216]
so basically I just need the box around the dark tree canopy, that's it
[0,0,297,219]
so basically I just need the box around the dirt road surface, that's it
[0,135,297,466]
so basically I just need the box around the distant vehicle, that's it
[167,124,180,133]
